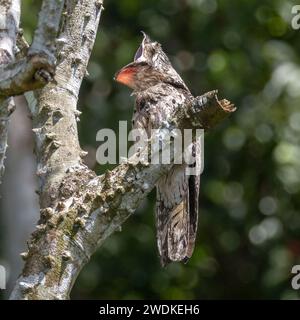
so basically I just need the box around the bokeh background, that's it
[1,0,300,299]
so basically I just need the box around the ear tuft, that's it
[134,44,143,61]
[134,32,152,61]
[140,31,152,44]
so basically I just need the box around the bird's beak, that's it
[114,62,137,88]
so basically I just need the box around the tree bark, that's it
[0,0,20,183]
[0,0,64,184]
[0,0,236,300]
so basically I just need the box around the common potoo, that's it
[115,33,200,266]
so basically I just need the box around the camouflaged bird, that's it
[115,33,200,266]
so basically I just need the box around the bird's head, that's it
[114,32,188,92]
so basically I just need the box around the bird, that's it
[114,32,200,267]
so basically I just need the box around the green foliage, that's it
[20,0,300,299]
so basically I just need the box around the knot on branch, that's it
[26,53,56,82]
[0,54,57,98]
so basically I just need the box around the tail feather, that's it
[186,174,199,258]
[156,163,200,267]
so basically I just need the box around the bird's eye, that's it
[134,45,143,61]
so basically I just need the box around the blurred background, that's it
[1,0,300,299]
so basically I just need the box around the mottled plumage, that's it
[115,33,200,266]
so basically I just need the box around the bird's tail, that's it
[156,164,199,267]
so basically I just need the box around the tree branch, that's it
[26,0,104,210]
[0,0,20,182]
[0,0,64,99]
[0,0,21,62]
[0,98,14,181]
[0,0,64,183]
[10,0,105,299]
[29,0,64,61]
[0,55,56,96]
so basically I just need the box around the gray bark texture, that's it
[0,0,235,299]
[0,0,20,182]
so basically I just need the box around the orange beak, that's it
[114,65,137,88]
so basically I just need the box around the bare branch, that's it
[29,0,64,62]
[0,0,21,62]
[0,0,65,181]
[0,0,64,99]
[0,98,15,180]
[25,0,104,210]
[0,0,21,182]
[0,55,56,97]
[10,1,105,298]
